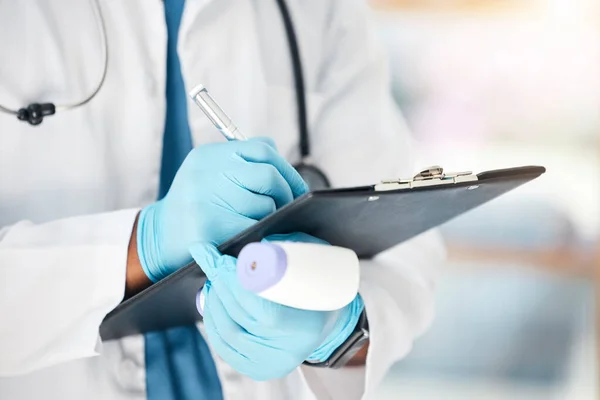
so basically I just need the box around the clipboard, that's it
[100,165,546,340]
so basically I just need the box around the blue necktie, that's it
[144,1,223,399]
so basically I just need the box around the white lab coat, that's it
[0,1,445,399]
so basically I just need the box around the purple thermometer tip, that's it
[237,242,287,293]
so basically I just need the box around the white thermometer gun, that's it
[188,85,360,312]
[197,242,360,312]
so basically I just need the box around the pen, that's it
[188,84,248,141]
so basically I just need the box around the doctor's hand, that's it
[192,233,365,382]
[134,138,308,284]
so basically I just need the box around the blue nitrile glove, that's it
[137,138,308,282]
[192,232,365,381]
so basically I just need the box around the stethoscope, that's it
[0,0,109,127]
[0,0,331,191]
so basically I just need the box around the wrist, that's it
[136,203,164,283]
[125,213,152,298]
[307,295,365,362]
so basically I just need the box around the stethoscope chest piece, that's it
[295,161,331,191]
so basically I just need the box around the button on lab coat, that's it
[0,0,445,399]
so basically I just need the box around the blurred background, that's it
[365,0,599,399]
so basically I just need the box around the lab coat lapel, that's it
[178,0,268,146]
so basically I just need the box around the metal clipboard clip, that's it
[374,166,478,191]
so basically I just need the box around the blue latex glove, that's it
[191,233,365,381]
[137,138,308,282]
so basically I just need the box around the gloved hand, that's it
[192,232,365,381]
[137,138,308,282]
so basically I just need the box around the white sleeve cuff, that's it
[0,208,140,376]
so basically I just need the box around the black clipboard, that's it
[100,165,546,340]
